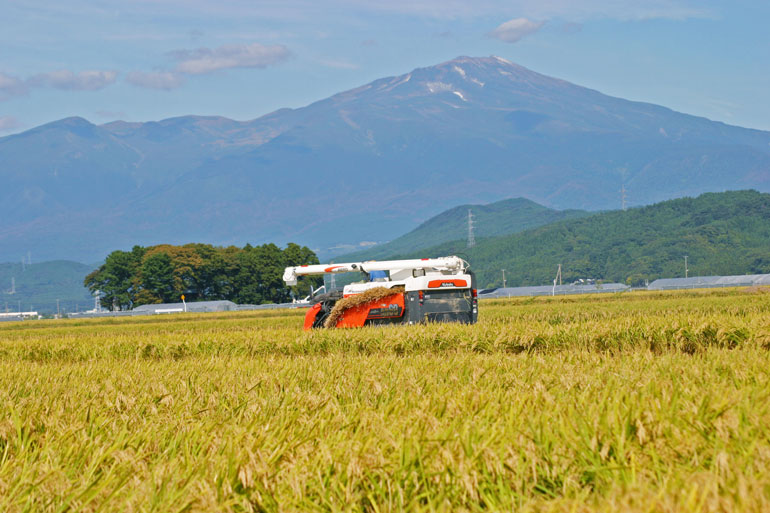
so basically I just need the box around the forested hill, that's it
[340,198,589,261]
[410,190,770,288]
[0,260,95,314]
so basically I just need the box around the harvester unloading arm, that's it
[282,256,467,286]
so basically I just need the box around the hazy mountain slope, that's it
[0,260,95,314]
[1,56,769,262]
[411,190,770,288]
[339,198,590,261]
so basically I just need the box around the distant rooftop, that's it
[479,283,629,298]
[132,300,237,313]
[647,274,770,290]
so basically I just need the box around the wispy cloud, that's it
[345,0,712,21]
[124,42,291,90]
[126,71,185,90]
[0,115,23,133]
[2,69,117,99]
[28,70,118,91]
[489,18,545,43]
[318,58,359,70]
[560,22,583,34]
[0,72,28,100]
[170,43,291,74]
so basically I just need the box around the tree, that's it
[140,251,178,303]
[84,242,322,309]
[84,246,144,310]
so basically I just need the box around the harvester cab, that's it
[283,256,478,329]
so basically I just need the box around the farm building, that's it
[478,283,629,298]
[132,300,238,314]
[647,274,770,290]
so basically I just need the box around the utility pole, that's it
[501,269,506,288]
[552,264,562,296]
[467,209,476,248]
[684,256,689,278]
[57,299,60,318]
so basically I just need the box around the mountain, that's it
[0,260,96,314]
[338,197,589,261]
[2,56,769,263]
[409,190,770,288]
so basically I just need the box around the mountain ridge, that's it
[1,55,769,263]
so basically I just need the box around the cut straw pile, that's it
[324,286,405,327]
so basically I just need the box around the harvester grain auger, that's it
[283,256,478,329]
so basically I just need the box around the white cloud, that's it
[0,72,28,99]
[489,18,545,43]
[0,115,23,133]
[126,71,185,90]
[171,43,291,74]
[29,70,118,91]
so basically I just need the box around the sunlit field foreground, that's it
[1,289,769,512]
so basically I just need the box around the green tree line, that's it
[85,243,321,310]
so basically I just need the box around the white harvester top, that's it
[283,256,472,294]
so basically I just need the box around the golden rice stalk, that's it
[324,286,405,328]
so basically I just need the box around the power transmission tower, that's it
[467,209,476,248]
[9,277,15,295]
[684,256,689,278]
[501,269,506,288]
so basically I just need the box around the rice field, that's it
[1,288,769,512]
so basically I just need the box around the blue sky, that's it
[1,0,769,134]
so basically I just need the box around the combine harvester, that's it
[283,256,478,329]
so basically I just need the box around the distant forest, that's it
[85,243,320,310]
